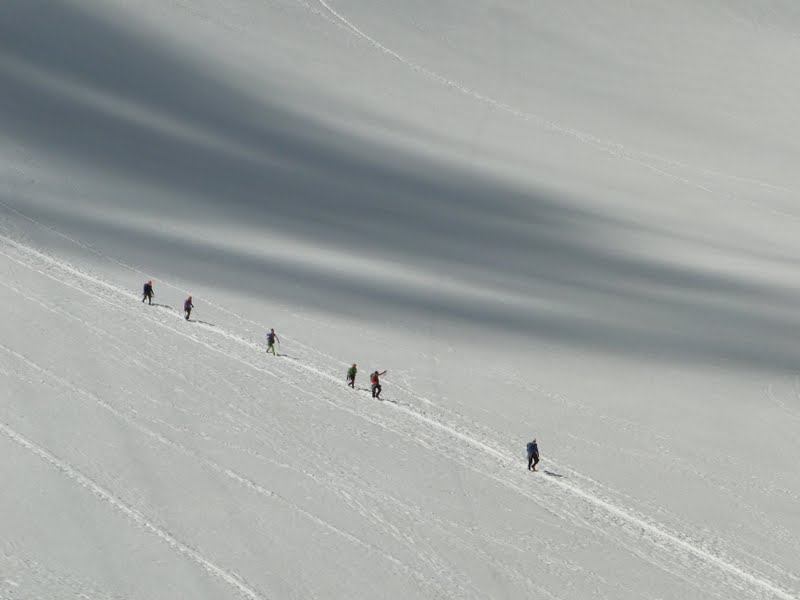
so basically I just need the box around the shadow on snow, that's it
[2,1,800,371]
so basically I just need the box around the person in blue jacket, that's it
[527,438,540,471]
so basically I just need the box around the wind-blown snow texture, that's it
[2,1,800,598]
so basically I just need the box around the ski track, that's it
[302,0,800,222]
[0,421,267,600]
[0,344,469,600]
[1,226,798,599]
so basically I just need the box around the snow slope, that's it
[2,0,800,598]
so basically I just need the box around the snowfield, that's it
[2,1,800,599]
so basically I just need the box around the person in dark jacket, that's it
[142,280,154,305]
[184,296,194,320]
[370,370,387,399]
[266,328,279,355]
[346,363,357,388]
[527,439,540,471]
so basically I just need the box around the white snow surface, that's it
[2,0,800,598]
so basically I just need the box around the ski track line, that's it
[0,345,454,599]
[306,0,800,221]
[0,421,267,600]
[2,234,797,600]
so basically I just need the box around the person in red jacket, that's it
[184,296,194,320]
[370,370,387,399]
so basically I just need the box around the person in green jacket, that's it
[346,363,357,388]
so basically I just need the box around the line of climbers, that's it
[142,280,389,400]
[142,279,541,470]
[144,280,389,398]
